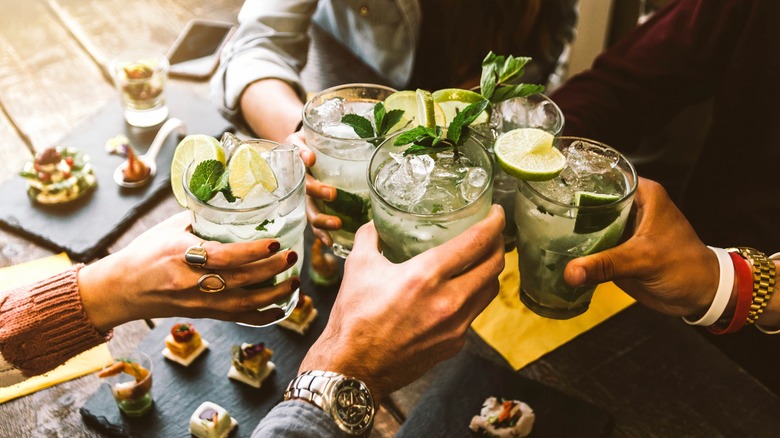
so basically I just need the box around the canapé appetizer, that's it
[189,401,238,438]
[469,397,535,437]
[227,342,275,388]
[20,146,96,204]
[278,291,318,335]
[162,322,209,366]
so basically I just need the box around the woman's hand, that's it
[299,205,506,401]
[78,212,299,331]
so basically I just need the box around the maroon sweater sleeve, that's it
[551,0,750,152]
[0,264,112,379]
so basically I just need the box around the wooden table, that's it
[2,2,779,437]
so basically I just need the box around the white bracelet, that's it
[755,252,780,334]
[683,246,735,326]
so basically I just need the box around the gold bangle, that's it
[727,247,777,325]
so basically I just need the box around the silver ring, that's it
[198,272,226,293]
[185,243,208,268]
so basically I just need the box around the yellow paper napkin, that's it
[471,249,635,370]
[0,253,113,404]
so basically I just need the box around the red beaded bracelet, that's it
[708,252,753,334]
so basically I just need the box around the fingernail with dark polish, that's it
[286,251,298,265]
[290,278,301,292]
[268,241,281,252]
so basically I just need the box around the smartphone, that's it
[167,19,235,79]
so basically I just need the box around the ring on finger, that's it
[198,272,226,293]
[184,242,208,268]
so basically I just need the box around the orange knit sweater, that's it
[0,264,111,387]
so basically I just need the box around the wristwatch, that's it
[284,370,375,436]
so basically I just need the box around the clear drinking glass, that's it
[303,83,400,258]
[102,351,154,417]
[109,50,169,127]
[514,137,637,319]
[183,137,307,325]
[368,130,494,263]
[487,93,565,251]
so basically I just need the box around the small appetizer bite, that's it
[122,146,151,183]
[189,401,238,438]
[278,291,318,335]
[469,397,535,437]
[97,356,153,416]
[227,342,275,388]
[19,146,97,205]
[162,322,209,366]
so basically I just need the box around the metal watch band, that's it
[284,370,375,436]
[728,247,777,325]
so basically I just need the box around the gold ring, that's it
[184,243,208,268]
[198,272,226,293]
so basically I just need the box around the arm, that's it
[212,0,317,138]
[0,212,298,386]
[564,178,780,329]
[253,205,506,435]
[551,0,748,151]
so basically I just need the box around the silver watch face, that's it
[333,379,374,433]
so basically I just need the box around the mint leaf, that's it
[491,83,545,102]
[447,99,489,145]
[373,103,386,136]
[480,51,545,103]
[340,113,375,139]
[394,126,435,146]
[255,219,274,231]
[380,109,404,136]
[189,160,225,202]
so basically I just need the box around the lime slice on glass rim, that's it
[170,134,225,207]
[227,144,278,198]
[432,88,490,125]
[494,128,565,181]
[383,90,446,130]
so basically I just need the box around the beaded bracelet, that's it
[683,247,734,326]
[708,252,753,335]
[755,252,780,334]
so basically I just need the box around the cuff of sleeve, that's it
[252,399,343,437]
[213,54,306,128]
[0,264,112,378]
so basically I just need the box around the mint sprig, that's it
[188,159,236,202]
[394,98,489,160]
[480,51,545,103]
[340,102,404,146]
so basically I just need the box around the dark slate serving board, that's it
[396,350,613,438]
[0,85,232,261]
[81,280,340,437]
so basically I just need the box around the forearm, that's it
[241,79,304,142]
[0,265,110,385]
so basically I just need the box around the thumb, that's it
[564,241,643,287]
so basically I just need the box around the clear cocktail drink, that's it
[303,84,399,258]
[368,130,494,263]
[488,93,564,250]
[183,138,307,325]
[514,137,636,319]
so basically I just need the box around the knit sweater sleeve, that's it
[0,264,112,387]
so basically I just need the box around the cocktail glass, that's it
[368,129,494,263]
[109,50,169,127]
[487,93,564,251]
[183,136,307,325]
[514,137,637,319]
[303,83,400,258]
[102,351,153,417]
